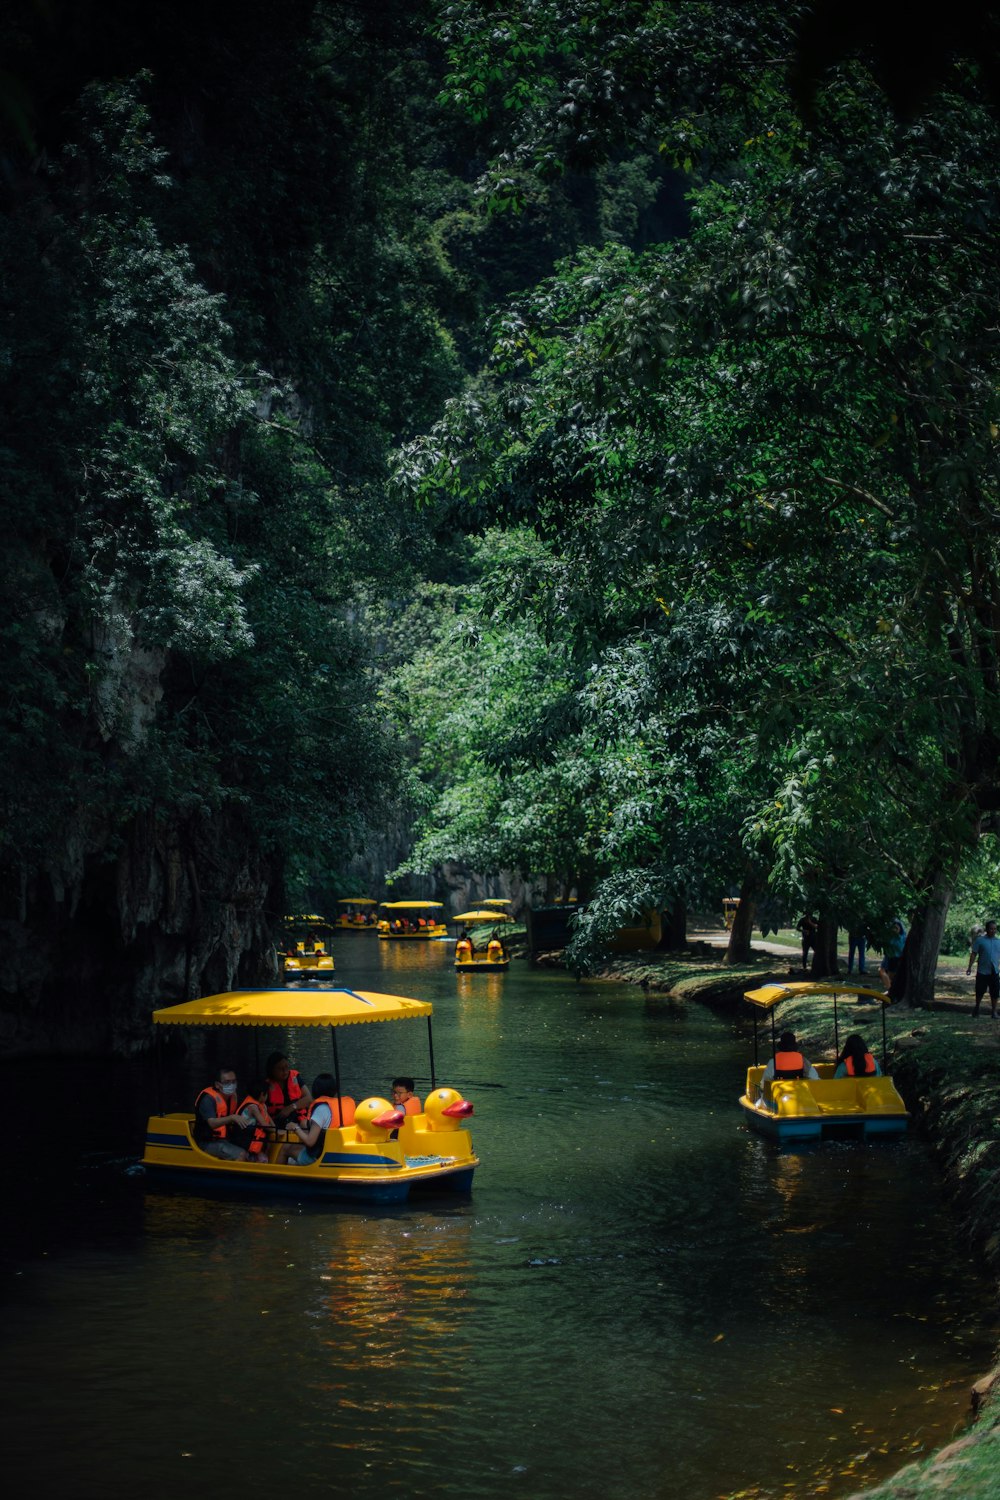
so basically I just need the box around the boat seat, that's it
[763,1076,904,1118]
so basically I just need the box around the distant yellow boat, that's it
[281,914,335,979]
[378,900,448,939]
[335,897,378,930]
[452,910,512,971]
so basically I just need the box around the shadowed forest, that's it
[5,0,1000,1045]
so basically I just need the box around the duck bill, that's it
[442,1099,474,1118]
[373,1107,406,1128]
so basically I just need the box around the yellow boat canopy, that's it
[453,910,513,923]
[744,981,890,1011]
[381,900,444,910]
[337,897,377,905]
[481,898,512,906]
[152,989,433,1028]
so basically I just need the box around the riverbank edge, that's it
[589,950,1000,1499]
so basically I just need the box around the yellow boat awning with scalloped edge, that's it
[744,981,890,1011]
[152,989,433,1028]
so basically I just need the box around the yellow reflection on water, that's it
[377,939,451,976]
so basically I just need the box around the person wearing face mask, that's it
[194,1067,251,1160]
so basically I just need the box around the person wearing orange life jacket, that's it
[264,1051,312,1125]
[236,1081,276,1161]
[194,1067,251,1160]
[391,1077,422,1115]
[274,1074,342,1165]
[833,1034,881,1078]
[455,926,475,961]
[758,1030,819,1108]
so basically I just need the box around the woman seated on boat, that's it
[264,1052,313,1124]
[833,1034,881,1078]
[758,1031,819,1106]
[274,1075,341,1166]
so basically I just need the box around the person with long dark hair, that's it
[833,1034,881,1078]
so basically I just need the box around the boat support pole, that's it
[752,1008,759,1067]
[881,1000,888,1070]
[330,1025,343,1101]
[427,1016,437,1091]
[155,1027,164,1115]
[833,998,840,1060]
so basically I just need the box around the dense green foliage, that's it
[5,1,1000,997]
[387,3,1000,985]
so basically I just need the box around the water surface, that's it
[1,939,993,1499]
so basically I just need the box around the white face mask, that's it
[221,1082,237,1096]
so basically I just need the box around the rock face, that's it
[0,805,280,1058]
[342,838,540,920]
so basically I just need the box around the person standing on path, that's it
[797,914,818,971]
[847,922,869,976]
[966,919,1000,1018]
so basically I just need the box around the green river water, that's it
[1,938,995,1500]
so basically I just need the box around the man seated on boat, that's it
[758,1031,820,1107]
[264,1052,313,1124]
[273,1074,340,1166]
[833,1034,881,1078]
[194,1067,251,1160]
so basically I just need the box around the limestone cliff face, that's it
[342,826,539,918]
[0,805,280,1058]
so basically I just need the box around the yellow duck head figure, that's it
[423,1087,474,1133]
[353,1097,405,1142]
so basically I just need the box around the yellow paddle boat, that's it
[142,988,478,1202]
[452,910,512,971]
[378,900,449,939]
[740,981,909,1141]
[281,914,335,980]
[335,897,379,930]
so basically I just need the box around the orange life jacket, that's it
[307,1095,351,1145]
[844,1053,876,1076]
[266,1069,306,1121]
[773,1050,806,1079]
[195,1085,238,1140]
[239,1096,272,1157]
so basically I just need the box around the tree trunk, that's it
[809,914,839,978]
[658,891,688,950]
[724,870,760,965]
[900,858,957,1008]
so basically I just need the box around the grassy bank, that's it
[592,949,1000,1499]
